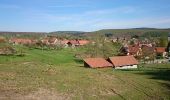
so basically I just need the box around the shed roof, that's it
[109,56,138,67]
[84,58,113,68]
[155,47,166,53]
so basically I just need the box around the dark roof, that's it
[128,45,140,54]
[84,58,113,68]
[141,45,155,52]
[109,56,138,67]
[68,40,79,45]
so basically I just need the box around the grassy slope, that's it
[0,46,170,100]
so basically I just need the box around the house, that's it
[108,56,139,69]
[83,58,113,68]
[67,40,79,47]
[127,45,142,57]
[120,44,142,57]
[41,36,59,45]
[67,40,90,47]
[60,40,69,48]
[48,37,58,45]
[155,47,167,58]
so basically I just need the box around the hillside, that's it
[0,46,170,99]
[92,28,170,37]
[0,32,47,38]
[49,28,170,38]
[0,28,170,38]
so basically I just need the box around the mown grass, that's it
[0,45,76,65]
[0,46,170,100]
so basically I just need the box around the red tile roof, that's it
[109,56,138,67]
[155,47,166,53]
[78,40,89,45]
[10,38,32,44]
[84,58,113,68]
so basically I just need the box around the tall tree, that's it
[159,37,168,47]
[79,33,121,58]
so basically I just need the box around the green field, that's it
[0,46,170,100]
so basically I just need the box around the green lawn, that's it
[0,46,170,100]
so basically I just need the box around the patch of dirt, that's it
[22,62,33,65]
[42,68,59,75]
[0,88,71,100]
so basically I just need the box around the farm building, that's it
[83,58,113,68]
[108,56,139,69]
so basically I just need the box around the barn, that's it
[83,58,113,68]
[108,56,139,69]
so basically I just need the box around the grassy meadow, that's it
[0,46,170,100]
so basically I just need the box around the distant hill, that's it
[50,31,86,34]
[131,27,165,30]
[49,31,89,39]
[90,28,170,37]
[0,31,47,38]
[0,28,170,38]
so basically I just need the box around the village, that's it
[0,32,170,69]
[0,31,170,99]
[1,0,170,99]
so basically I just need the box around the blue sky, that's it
[0,0,170,32]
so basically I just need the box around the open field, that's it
[0,46,170,100]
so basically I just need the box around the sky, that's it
[0,0,170,32]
